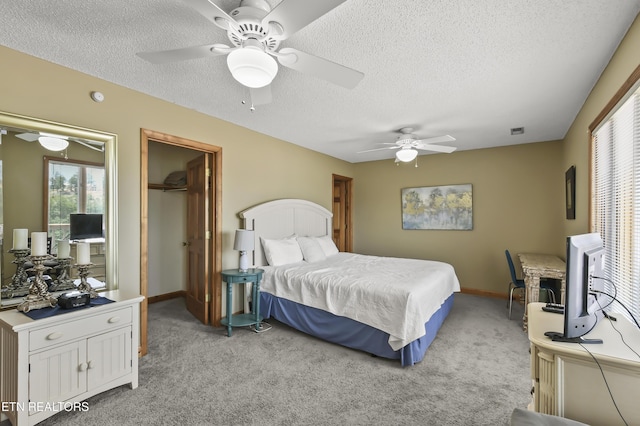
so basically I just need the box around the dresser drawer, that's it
[29,306,133,351]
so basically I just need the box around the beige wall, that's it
[561,15,640,249]
[0,45,355,298]
[353,141,564,294]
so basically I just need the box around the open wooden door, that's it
[185,154,211,324]
[332,174,353,252]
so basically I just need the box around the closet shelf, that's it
[148,183,187,192]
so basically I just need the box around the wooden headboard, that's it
[238,199,333,267]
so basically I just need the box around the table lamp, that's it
[234,229,254,272]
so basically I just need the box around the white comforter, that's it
[260,252,461,351]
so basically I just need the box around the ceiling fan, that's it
[136,0,364,106]
[358,128,457,163]
[15,132,104,152]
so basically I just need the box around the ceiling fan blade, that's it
[263,0,347,40]
[15,132,39,142]
[137,43,232,64]
[415,135,456,145]
[250,85,272,106]
[276,47,364,89]
[72,139,104,152]
[182,0,238,31]
[357,146,400,153]
[415,143,457,154]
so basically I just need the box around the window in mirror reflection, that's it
[45,158,104,241]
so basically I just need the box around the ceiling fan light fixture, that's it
[227,47,278,88]
[396,148,418,163]
[38,136,69,152]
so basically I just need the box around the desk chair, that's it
[506,250,556,319]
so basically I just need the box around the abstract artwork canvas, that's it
[401,184,473,230]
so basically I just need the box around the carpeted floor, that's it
[28,293,530,426]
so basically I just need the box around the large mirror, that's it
[0,111,117,308]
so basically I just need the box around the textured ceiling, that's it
[0,0,639,163]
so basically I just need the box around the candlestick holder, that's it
[49,257,77,292]
[16,255,58,313]
[75,263,98,298]
[1,248,32,299]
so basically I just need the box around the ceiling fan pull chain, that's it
[241,100,256,112]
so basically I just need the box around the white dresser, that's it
[528,302,640,426]
[0,290,143,426]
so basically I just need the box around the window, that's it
[590,65,640,324]
[45,157,105,241]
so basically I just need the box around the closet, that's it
[147,142,202,300]
[140,129,222,356]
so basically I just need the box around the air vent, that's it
[510,127,525,135]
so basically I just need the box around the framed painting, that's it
[566,165,576,220]
[401,184,473,230]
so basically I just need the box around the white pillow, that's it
[261,236,303,266]
[297,237,327,263]
[315,235,339,257]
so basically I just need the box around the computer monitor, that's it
[69,213,104,241]
[547,232,608,344]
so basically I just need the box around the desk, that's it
[528,303,640,425]
[518,253,566,331]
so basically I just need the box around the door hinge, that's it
[206,168,211,177]
[205,293,210,303]
[205,230,211,240]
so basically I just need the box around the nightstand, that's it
[220,268,264,337]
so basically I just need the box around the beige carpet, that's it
[30,293,530,426]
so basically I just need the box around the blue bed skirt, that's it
[259,292,455,367]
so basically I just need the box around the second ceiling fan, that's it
[359,127,457,163]
[137,0,364,106]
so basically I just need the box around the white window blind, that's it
[591,84,640,323]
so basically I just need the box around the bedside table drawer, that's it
[225,275,259,283]
[29,306,133,351]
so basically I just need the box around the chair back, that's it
[505,250,520,285]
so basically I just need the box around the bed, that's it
[239,199,461,366]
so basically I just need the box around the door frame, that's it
[140,129,222,356]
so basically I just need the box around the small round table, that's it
[220,268,264,337]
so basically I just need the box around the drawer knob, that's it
[46,332,63,340]
[108,316,121,324]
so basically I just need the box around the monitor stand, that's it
[544,331,603,344]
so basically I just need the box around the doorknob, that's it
[182,242,190,246]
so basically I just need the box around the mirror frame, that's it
[0,110,118,293]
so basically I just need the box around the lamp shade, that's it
[396,148,418,162]
[227,47,278,88]
[38,136,69,151]
[233,229,255,251]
